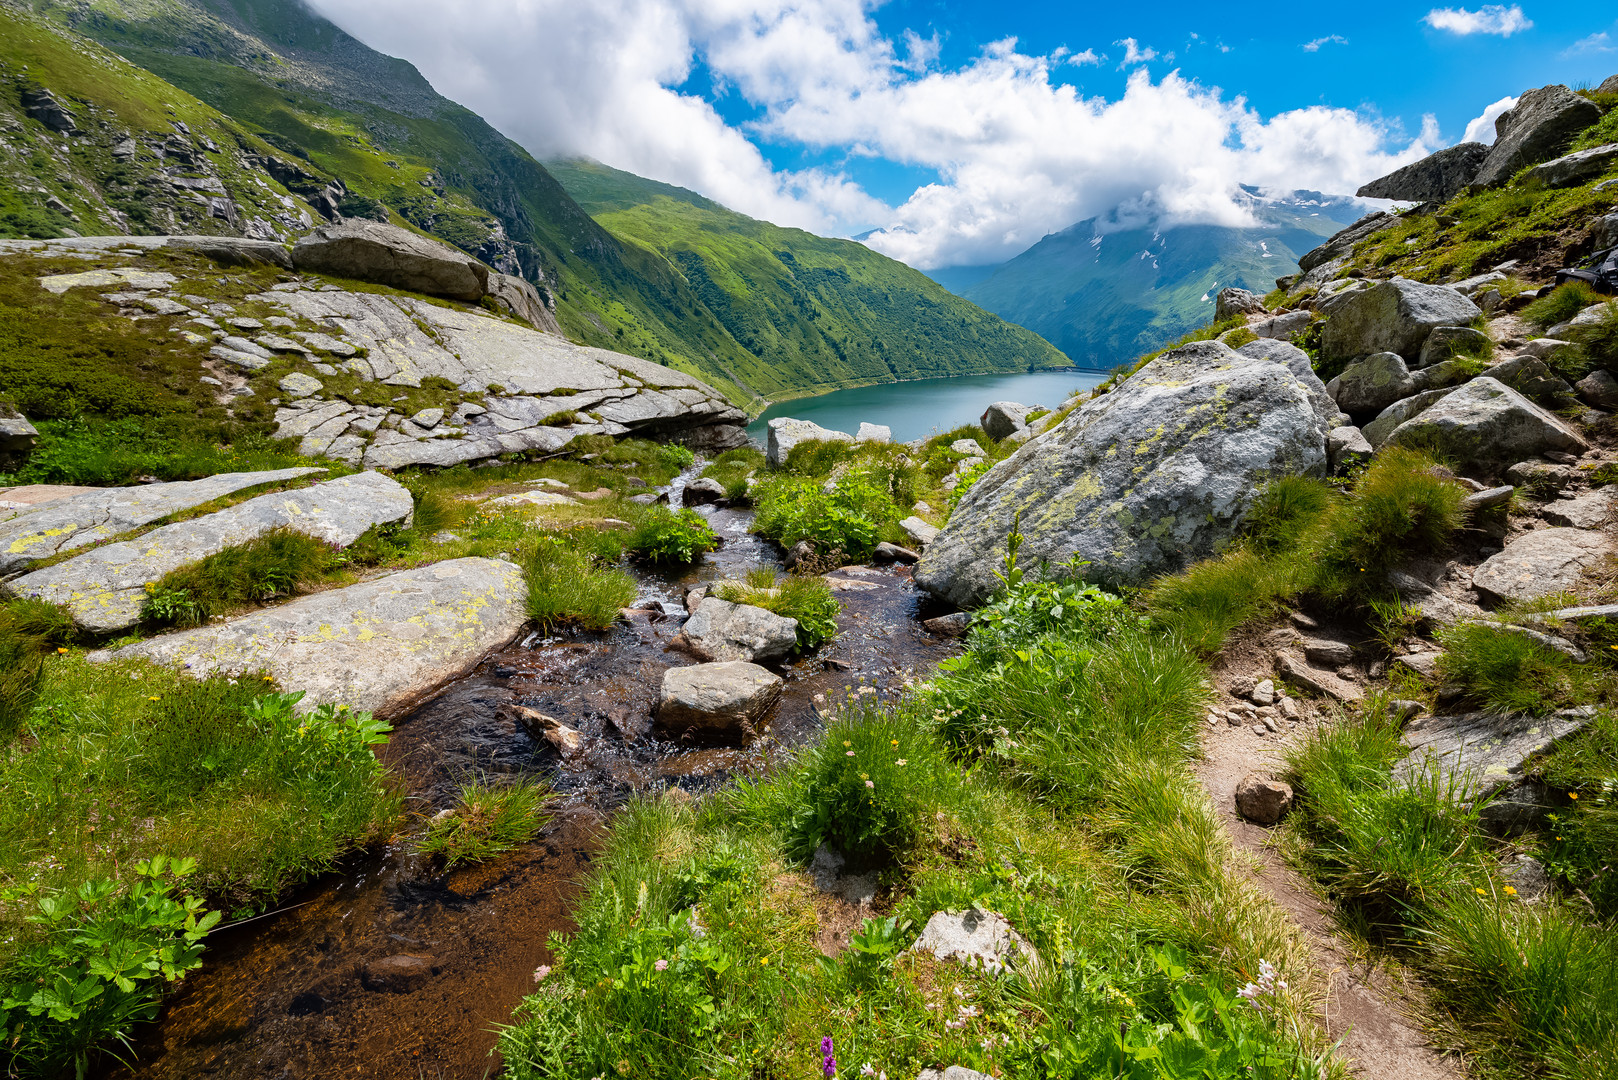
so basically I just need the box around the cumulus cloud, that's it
[306,0,1440,268]
[1462,95,1518,144]
[1302,35,1348,52]
[1423,5,1533,37]
[1562,32,1614,57]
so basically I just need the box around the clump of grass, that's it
[699,446,765,501]
[417,779,554,867]
[1523,280,1605,330]
[525,538,636,632]
[714,573,840,649]
[627,507,718,564]
[140,527,337,628]
[1434,623,1585,714]
[0,598,75,742]
[1316,448,1466,598]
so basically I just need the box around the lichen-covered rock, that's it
[673,598,798,663]
[1214,287,1266,321]
[291,220,489,301]
[1473,85,1604,189]
[979,402,1030,441]
[1334,352,1415,415]
[766,417,852,468]
[92,558,527,718]
[1383,378,1587,469]
[0,468,325,576]
[1357,141,1489,202]
[8,472,412,632]
[1472,527,1609,603]
[1320,278,1481,363]
[1248,309,1311,340]
[657,661,782,737]
[1363,387,1457,448]
[485,271,561,335]
[1417,325,1492,368]
[1397,708,1597,799]
[1295,212,1401,286]
[916,341,1330,608]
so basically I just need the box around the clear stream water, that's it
[747,368,1106,443]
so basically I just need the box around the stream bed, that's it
[109,472,957,1080]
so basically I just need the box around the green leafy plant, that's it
[713,573,840,649]
[752,471,892,559]
[0,856,221,1080]
[417,779,554,867]
[818,915,913,990]
[628,507,719,564]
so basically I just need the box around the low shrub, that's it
[627,507,719,564]
[417,779,554,867]
[1580,302,1618,372]
[141,528,337,628]
[525,538,637,631]
[1522,280,1604,330]
[713,573,840,649]
[0,418,311,488]
[752,470,896,560]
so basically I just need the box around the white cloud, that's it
[1562,32,1614,57]
[306,0,1438,268]
[1068,48,1105,66]
[1423,5,1533,37]
[1462,95,1518,144]
[1302,35,1348,52]
[1113,38,1158,67]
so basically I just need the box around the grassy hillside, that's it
[963,192,1361,368]
[548,158,1070,400]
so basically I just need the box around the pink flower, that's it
[654,959,668,972]
[532,965,551,982]
[846,750,856,757]
[865,780,875,789]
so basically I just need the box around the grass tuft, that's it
[524,538,637,632]
[417,779,554,867]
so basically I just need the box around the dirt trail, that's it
[1194,699,1462,1080]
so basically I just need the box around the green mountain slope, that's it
[547,158,1069,400]
[961,191,1364,368]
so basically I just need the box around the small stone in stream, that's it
[1235,775,1294,824]
[1250,679,1275,706]
[658,662,783,737]
[922,612,971,638]
[362,955,436,993]
[682,477,726,506]
[673,598,798,664]
[873,541,920,564]
[1304,639,1354,667]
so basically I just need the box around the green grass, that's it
[525,538,637,632]
[699,446,766,501]
[1524,281,1608,330]
[713,573,840,649]
[140,527,338,628]
[627,507,720,565]
[1433,622,1606,715]
[416,779,554,867]
[0,599,76,741]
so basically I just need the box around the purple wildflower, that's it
[821,1035,837,1078]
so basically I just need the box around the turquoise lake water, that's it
[746,368,1106,444]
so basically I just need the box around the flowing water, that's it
[747,368,1106,443]
[109,468,959,1080]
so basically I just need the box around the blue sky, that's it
[313,1,1618,268]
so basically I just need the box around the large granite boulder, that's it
[657,661,782,737]
[0,468,325,576]
[1320,278,1481,363]
[980,402,1030,441]
[1472,527,1609,603]
[1417,325,1492,368]
[1334,352,1415,415]
[766,417,852,468]
[292,221,489,301]
[1473,85,1604,190]
[92,558,527,719]
[1525,143,1618,189]
[1383,378,1587,470]
[672,598,798,663]
[1363,388,1457,448]
[486,272,561,336]
[7,473,412,632]
[1215,287,1266,320]
[916,341,1331,608]
[1357,142,1490,203]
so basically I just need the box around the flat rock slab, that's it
[0,484,97,522]
[10,473,413,632]
[1543,488,1613,530]
[485,490,578,509]
[657,661,782,737]
[1398,708,1596,799]
[909,908,1037,974]
[91,558,527,719]
[1472,527,1610,604]
[0,468,326,576]
[672,597,798,663]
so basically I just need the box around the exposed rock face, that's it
[1248,310,1311,340]
[7,473,413,632]
[92,558,528,719]
[766,417,851,468]
[657,662,782,737]
[980,402,1030,441]
[1335,352,1415,415]
[291,221,489,301]
[1472,527,1609,603]
[855,422,892,443]
[0,468,325,576]
[917,341,1331,608]
[485,272,561,335]
[1525,143,1618,189]
[1295,212,1401,286]
[1398,708,1597,799]
[1473,85,1604,189]
[673,598,798,663]
[1383,378,1588,470]
[1357,142,1490,203]
[1234,774,1294,825]
[1319,278,1481,362]
[1364,388,1458,448]
[910,909,1037,974]
[1215,287,1266,320]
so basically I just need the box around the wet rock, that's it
[9,472,413,632]
[923,612,971,638]
[1319,278,1480,364]
[872,542,920,564]
[0,467,325,576]
[909,909,1037,974]
[783,541,815,570]
[1472,527,1610,603]
[1357,142,1489,202]
[362,955,436,993]
[856,422,892,443]
[1473,85,1604,189]
[1383,378,1587,470]
[1235,774,1294,825]
[1327,426,1373,473]
[682,477,726,506]
[673,598,798,664]
[93,558,527,719]
[292,221,488,301]
[1396,707,1597,799]
[980,401,1031,440]
[658,662,783,737]
[766,417,852,468]
[918,341,1331,608]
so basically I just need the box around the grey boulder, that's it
[1382,378,1587,469]
[681,477,727,506]
[1320,277,1481,363]
[766,417,851,468]
[0,404,38,460]
[1215,287,1266,320]
[1473,85,1604,190]
[292,220,489,302]
[657,662,782,737]
[1397,708,1597,799]
[485,272,561,335]
[1525,143,1618,189]
[910,908,1037,973]
[917,341,1330,608]
[1575,369,1618,409]
[92,558,528,719]
[1334,352,1414,415]
[673,598,798,663]
[1327,426,1373,472]
[1472,527,1609,603]
[980,401,1030,441]
[1418,325,1492,368]
[1357,141,1490,203]
[855,422,892,443]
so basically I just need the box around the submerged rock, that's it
[916,341,1331,608]
[92,558,527,719]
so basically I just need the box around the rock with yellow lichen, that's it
[916,340,1333,608]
